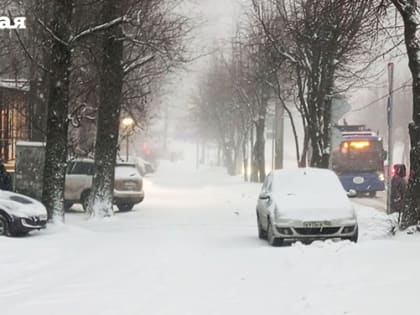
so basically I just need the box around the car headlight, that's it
[378,172,385,181]
[342,226,356,233]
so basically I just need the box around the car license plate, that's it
[124,182,137,190]
[303,221,330,228]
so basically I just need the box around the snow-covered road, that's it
[353,191,386,213]
[1,158,420,315]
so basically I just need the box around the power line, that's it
[350,79,411,113]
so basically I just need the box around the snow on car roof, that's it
[269,168,352,219]
[271,167,345,195]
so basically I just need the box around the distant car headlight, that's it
[378,172,385,181]
[276,227,293,235]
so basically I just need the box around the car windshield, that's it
[332,140,383,172]
[9,195,33,204]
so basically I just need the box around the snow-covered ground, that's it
[1,147,420,315]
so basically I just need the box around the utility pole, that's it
[272,111,275,170]
[386,62,394,214]
[126,135,129,161]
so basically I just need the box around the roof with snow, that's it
[270,167,343,193]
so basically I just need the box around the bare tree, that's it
[87,0,192,217]
[193,54,241,175]
[236,31,272,182]
[253,0,380,168]
[86,0,125,217]
[41,0,73,221]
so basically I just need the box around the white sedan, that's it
[256,168,358,246]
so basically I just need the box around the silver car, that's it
[256,168,358,246]
[65,159,145,212]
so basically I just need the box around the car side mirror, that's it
[382,150,388,161]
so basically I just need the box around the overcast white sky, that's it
[164,0,242,116]
[163,0,411,159]
[194,0,238,41]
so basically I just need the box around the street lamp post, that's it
[386,62,394,214]
[121,117,134,161]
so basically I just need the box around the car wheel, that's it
[117,203,134,212]
[368,191,376,198]
[349,226,359,243]
[343,226,359,243]
[64,201,73,212]
[257,212,267,240]
[11,230,29,237]
[81,190,90,212]
[267,219,283,247]
[0,214,9,236]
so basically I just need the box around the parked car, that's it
[134,157,155,176]
[65,159,145,212]
[0,190,47,236]
[118,156,155,176]
[256,168,358,246]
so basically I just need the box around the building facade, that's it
[0,79,32,169]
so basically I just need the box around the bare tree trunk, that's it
[233,138,242,175]
[307,86,324,168]
[392,1,420,228]
[274,102,284,169]
[308,71,334,168]
[321,95,333,168]
[242,133,248,181]
[250,124,258,182]
[28,0,49,142]
[42,0,73,221]
[253,116,266,182]
[88,0,124,217]
[300,126,309,167]
[224,140,235,175]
